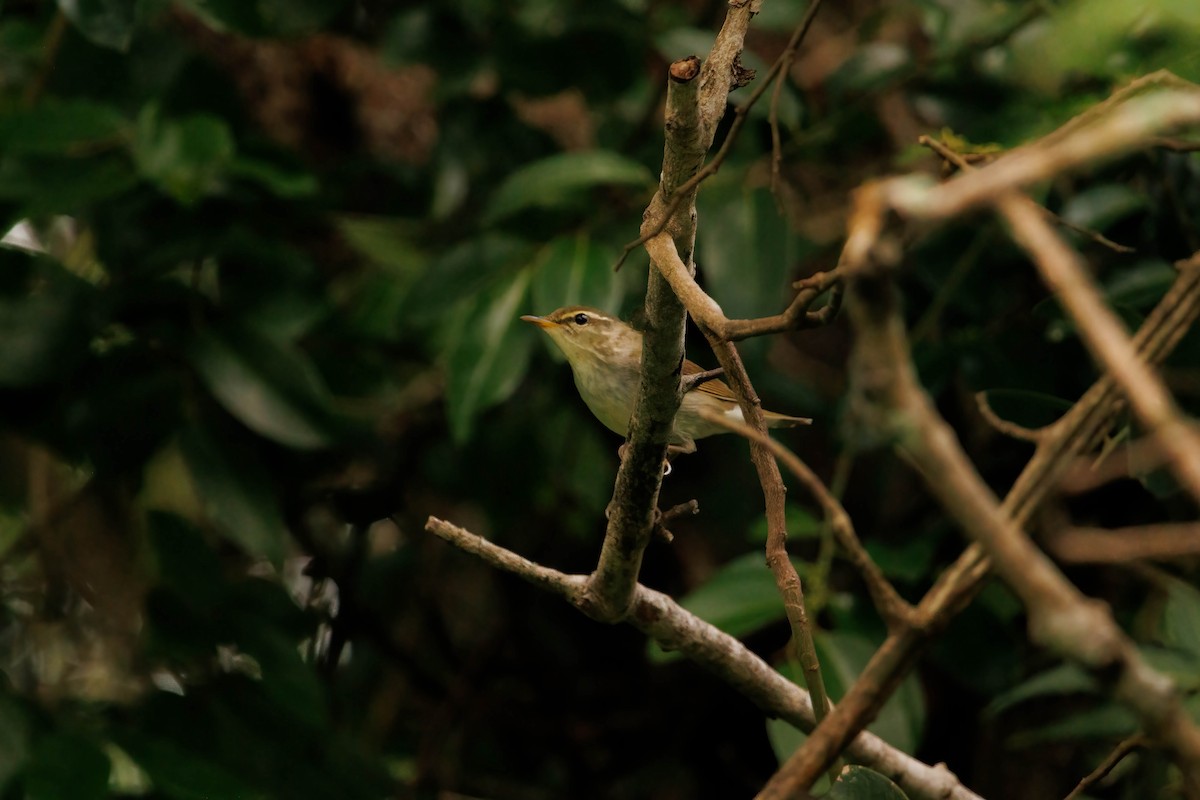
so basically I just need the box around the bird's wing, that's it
[683,358,738,401]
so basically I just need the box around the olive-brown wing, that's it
[683,358,738,402]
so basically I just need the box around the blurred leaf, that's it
[0,693,29,790]
[484,151,652,223]
[865,534,939,583]
[401,234,535,327]
[146,512,227,612]
[1141,646,1200,691]
[1104,259,1177,310]
[1009,0,1200,91]
[58,0,140,51]
[1010,703,1138,746]
[649,552,802,663]
[766,636,925,773]
[117,733,262,800]
[531,231,624,319]
[817,631,924,754]
[0,254,90,386]
[0,154,139,218]
[228,157,318,198]
[189,325,337,450]
[977,389,1073,430]
[133,107,234,205]
[24,733,110,800]
[829,765,910,800]
[442,269,535,442]
[0,99,126,155]
[985,663,1098,717]
[179,427,286,563]
[1059,184,1148,233]
[697,183,816,322]
[232,625,325,730]
[827,42,912,97]
[1163,577,1200,657]
[177,0,345,36]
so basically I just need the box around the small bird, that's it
[521,306,810,455]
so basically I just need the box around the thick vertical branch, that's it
[584,3,760,620]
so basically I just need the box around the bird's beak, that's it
[520,315,554,330]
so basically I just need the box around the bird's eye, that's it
[573,313,589,326]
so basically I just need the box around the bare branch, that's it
[424,516,982,800]
[646,231,843,341]
[615,0,828,271]
[999,195,1200,501]
[753,243,1200,800]
[696,408,916,629]
[921,134,1135,254]
[586,3,764,621]
[1046,523,1200,564]
[975,391,1047,443]
[1063,735,1149,800]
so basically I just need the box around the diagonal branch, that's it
[998,194,1200,501]
[757,255,1200,798]
[754,197,1200,797]
[424,516,982,800]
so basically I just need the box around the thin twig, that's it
[760,259,1200,799]
[696,408,916,629]
[999,194,1200,502]
[753,245,1200,799]
[1062,734,1149,800]
[704,336,836,752]
[920,135,1136,254]
[615,0,828,271]
[975,392,1047,443]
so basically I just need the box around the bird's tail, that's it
[764,411,812,428]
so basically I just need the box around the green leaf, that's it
[146,512,227,612]
[24,733,110,800]
[189,325,336,450]
[442,269,535,442]
[530,232,624,320]
[0,100,127,155]
[484,151,652,223]
[828,765,910,800]
[117,733,262,800]
[648,552,801,663]
[1059,184,1147,234]
[177,0,346,36]
[985,663,1098,717]
[1009,703,1137,746]
[1104,260,1178,310]
[58,0,140,51]
[697,183,816,323]
[232,624,325,730]
[1163,577,1200,658]
[133,108,235,205]
[0,254,90,386]
[817,631,925,754]
[0,693,29,791]
[179,427,287,563]
[228,157,318,198]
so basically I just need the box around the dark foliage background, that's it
[1,0,1198,797]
